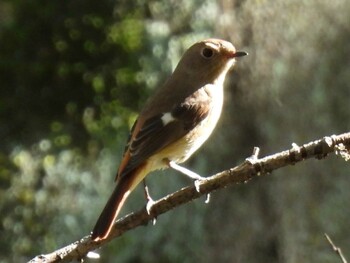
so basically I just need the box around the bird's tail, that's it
[91,165,147,241]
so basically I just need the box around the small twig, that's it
[324,233,348,263]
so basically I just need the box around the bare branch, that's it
[28,132,350,263]
[324,233,348,263]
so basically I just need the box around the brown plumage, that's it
[91,38,247,241]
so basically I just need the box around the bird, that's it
[91,38,247,241]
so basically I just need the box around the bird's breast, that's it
[148,83,224,168]
[181,83,224,160]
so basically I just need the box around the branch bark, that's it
[28,132,350,263]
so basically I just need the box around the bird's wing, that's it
[116,87,212,180]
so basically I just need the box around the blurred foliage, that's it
[0,0,349,262]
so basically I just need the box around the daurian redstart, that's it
[91,38,247,241]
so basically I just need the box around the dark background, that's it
[0,0,349,262]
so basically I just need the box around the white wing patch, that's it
[161,112,175,125]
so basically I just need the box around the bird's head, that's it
[175,38,247,85]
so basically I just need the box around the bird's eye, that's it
[201,48,214,58]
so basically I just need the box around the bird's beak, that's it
[232,51,248,58]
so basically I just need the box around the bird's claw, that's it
[194,179,201,192]
[205,193,211,204]
[145,197,158,225]
[146,197,155,215]
[194,179,211,204]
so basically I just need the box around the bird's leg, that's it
[167,160,205,180]
[167,160,210,202]
[143,179,157,225]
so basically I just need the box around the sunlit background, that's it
[0,0,349,262]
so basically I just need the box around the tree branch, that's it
[28,132,350,263]
[324,233,348,263]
